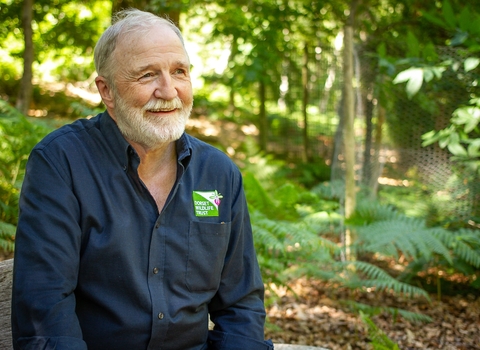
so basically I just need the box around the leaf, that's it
[458,7,469,32]
[464,57,480,72]
[451,31,469,46]
[423,68,434,83]
[421,130,440,146]
[442,0,456,29]
[453,106,480,132]
[405,69,424,98]
[377,42,386,57]
[420,10,447,28]
[467,141,480,158]
[447,142,468,156]
[393,68,424,98]
[406,31,420,58]
[453,107,475,125]
[432,66,447,78]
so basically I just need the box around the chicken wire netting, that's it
[266,42,479,225]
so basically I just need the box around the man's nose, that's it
[153,74,177,100]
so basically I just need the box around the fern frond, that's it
[354,217,452,264]
[393,307,432,323]
[432,227,480,268]
[0,221,15,252]
[349,200,400,225]
[345,301,432,324]
[339,261,430,300]
[303,210,343,236]
[244,172,277,214]
[455,240,480,268]
[359,312,401,350]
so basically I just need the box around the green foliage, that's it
[351,206,452,264]
[346,301,432,324]
[0,99,51,252]
[422,98,480,172]
[340,260,430,300]
[0,0,110,90]
[392,0,480,173]
[243,153,439,322]
[350,199,480,291]
[359,312,401,350]
[0,222,15,253]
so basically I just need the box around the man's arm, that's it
[207,176,273,350]
[11,148,87,349]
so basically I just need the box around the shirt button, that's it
[155,222,160,229]
[158,312,164,320]
[153,267,159,274]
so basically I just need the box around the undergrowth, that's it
[0,99,51,252]
[242,152,480,326]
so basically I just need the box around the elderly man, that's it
[11,9,273,350]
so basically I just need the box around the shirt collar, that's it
[98,111,192,169]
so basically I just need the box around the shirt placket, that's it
[146,213,169,349]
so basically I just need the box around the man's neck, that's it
[130,140,178,211]
[130,140,176,176]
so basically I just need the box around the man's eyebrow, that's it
[174,60,190,69]
[134,60,190,73]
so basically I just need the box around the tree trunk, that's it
[258,80,268,152]
[112,0,148,15]
[368,104,386,196]
[227,37,239,114]
[16,0,34,116]
[363,96,374,186]
[343,24,356,260]
[302,43,310,163]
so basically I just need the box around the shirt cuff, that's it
[208,330,274,350]
[15,336,87,350]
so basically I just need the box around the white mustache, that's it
[144,98,183,111]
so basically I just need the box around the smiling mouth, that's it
[148,108,177,112]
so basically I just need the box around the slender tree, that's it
[16,0,34,115]
[342,0,359,260]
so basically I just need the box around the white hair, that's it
[94,9,187,87]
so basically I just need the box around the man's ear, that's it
[95,76,115,110]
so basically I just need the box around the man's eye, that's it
[142,72,154,78]
[174,69,186,75]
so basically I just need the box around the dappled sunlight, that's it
[378,177,411,186]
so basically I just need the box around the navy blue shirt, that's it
[12,112,273,350]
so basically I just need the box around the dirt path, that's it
[265,278,480,350]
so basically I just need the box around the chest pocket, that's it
[186,221,230,292]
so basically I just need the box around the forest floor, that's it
[264,277,480,350]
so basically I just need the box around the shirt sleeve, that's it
[207,173,273,349]
[11,148,87,350]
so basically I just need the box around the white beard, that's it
[113,95,192,149]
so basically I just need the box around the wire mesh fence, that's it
[265,41,479,225]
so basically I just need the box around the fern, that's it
[353,215,452,264]
[359,312,401,350]
[0,99,52,252]
[335,261,430,300]
[0,221,15,252]
[344,301,432,323]
[432,228,480,268]
[348,200,400,225]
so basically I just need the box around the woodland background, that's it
[1,0,480,349]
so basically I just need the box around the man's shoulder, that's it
[34,115,101,151]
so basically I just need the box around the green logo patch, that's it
[192,190,223,217]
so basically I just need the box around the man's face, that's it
[109,24,193,148]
